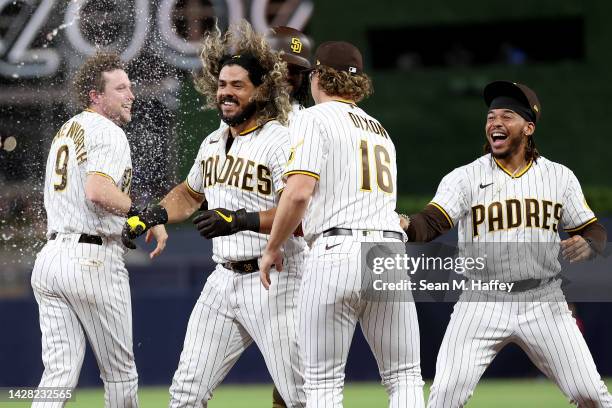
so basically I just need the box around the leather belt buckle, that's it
[382,231,403,241]
[323,227,403,242]
[222,259,259,274]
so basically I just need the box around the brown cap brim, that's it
[314,41,363,74]
[484,80,541,122]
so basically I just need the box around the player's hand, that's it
[121,229,138,249]
[260,247,283,290]
[561,235,594,263]
[193,207,257,239]
[146,224,168,259]
[122,203,169,249]
[399,214,410,232]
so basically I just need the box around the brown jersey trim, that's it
[568,221,607,255]
[429,201,454,228]
[184,180,204,199]
[494,158,533,178]
[564,217,598,233]
[284,170,320,180]
[332,98,357,107]
[87,171,116,184]
[239,124,261,136]
[406,204,453,243]
[238,119,274,136]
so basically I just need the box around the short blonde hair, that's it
[73,53,124,109]
[315,65,373,103]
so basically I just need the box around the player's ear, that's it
[89,89,100,105]
[523,122,535,137]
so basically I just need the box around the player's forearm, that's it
[266,177,313,250]
[160,182,204,223]
[257,208,277,234]
[570,221,607,255]
[266,195,307,250]
[85,174,132,216]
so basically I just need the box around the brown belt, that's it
[507,276,557,292]
[49,232,103,246]
[323,227,403,241]
[221,259,259,273]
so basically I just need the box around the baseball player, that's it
[260,41,424,407]
[123,21,307,407]
[30,53,165,407]
[198,25,312,408]
[400,81,610,407]
[264,25,312,408]
[265,26,312,114]
[190,25,312,408]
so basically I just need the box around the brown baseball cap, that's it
[484,80,541,123]
[314,41,363,74]
[265,26,312,69]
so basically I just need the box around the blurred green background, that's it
[177,0,611,214]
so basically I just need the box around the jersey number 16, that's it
[359,140,393,193]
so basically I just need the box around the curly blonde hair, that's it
[73,52,124,109]
[194,20,292,126]
[315,65,373,103]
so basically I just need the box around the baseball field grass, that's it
[5,379,612,407]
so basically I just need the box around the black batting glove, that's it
[121,203,169,248]
[193,207,259,239]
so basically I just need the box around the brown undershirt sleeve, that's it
[568,221,607,255]
[406,204,453,243]
[405,206,607,255]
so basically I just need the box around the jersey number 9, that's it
[53,145,69,191]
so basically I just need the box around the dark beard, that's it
[490,133,524,160]
[491,148,511,159]
[218,101,257,127]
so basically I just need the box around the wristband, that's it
[127,202,140,218]
[235,209,260,233]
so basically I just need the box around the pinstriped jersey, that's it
[186,120,306,263]
[288,101,305,121]
[44,110,132,240]
[431,154,596,280]
[285,100,404,244]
